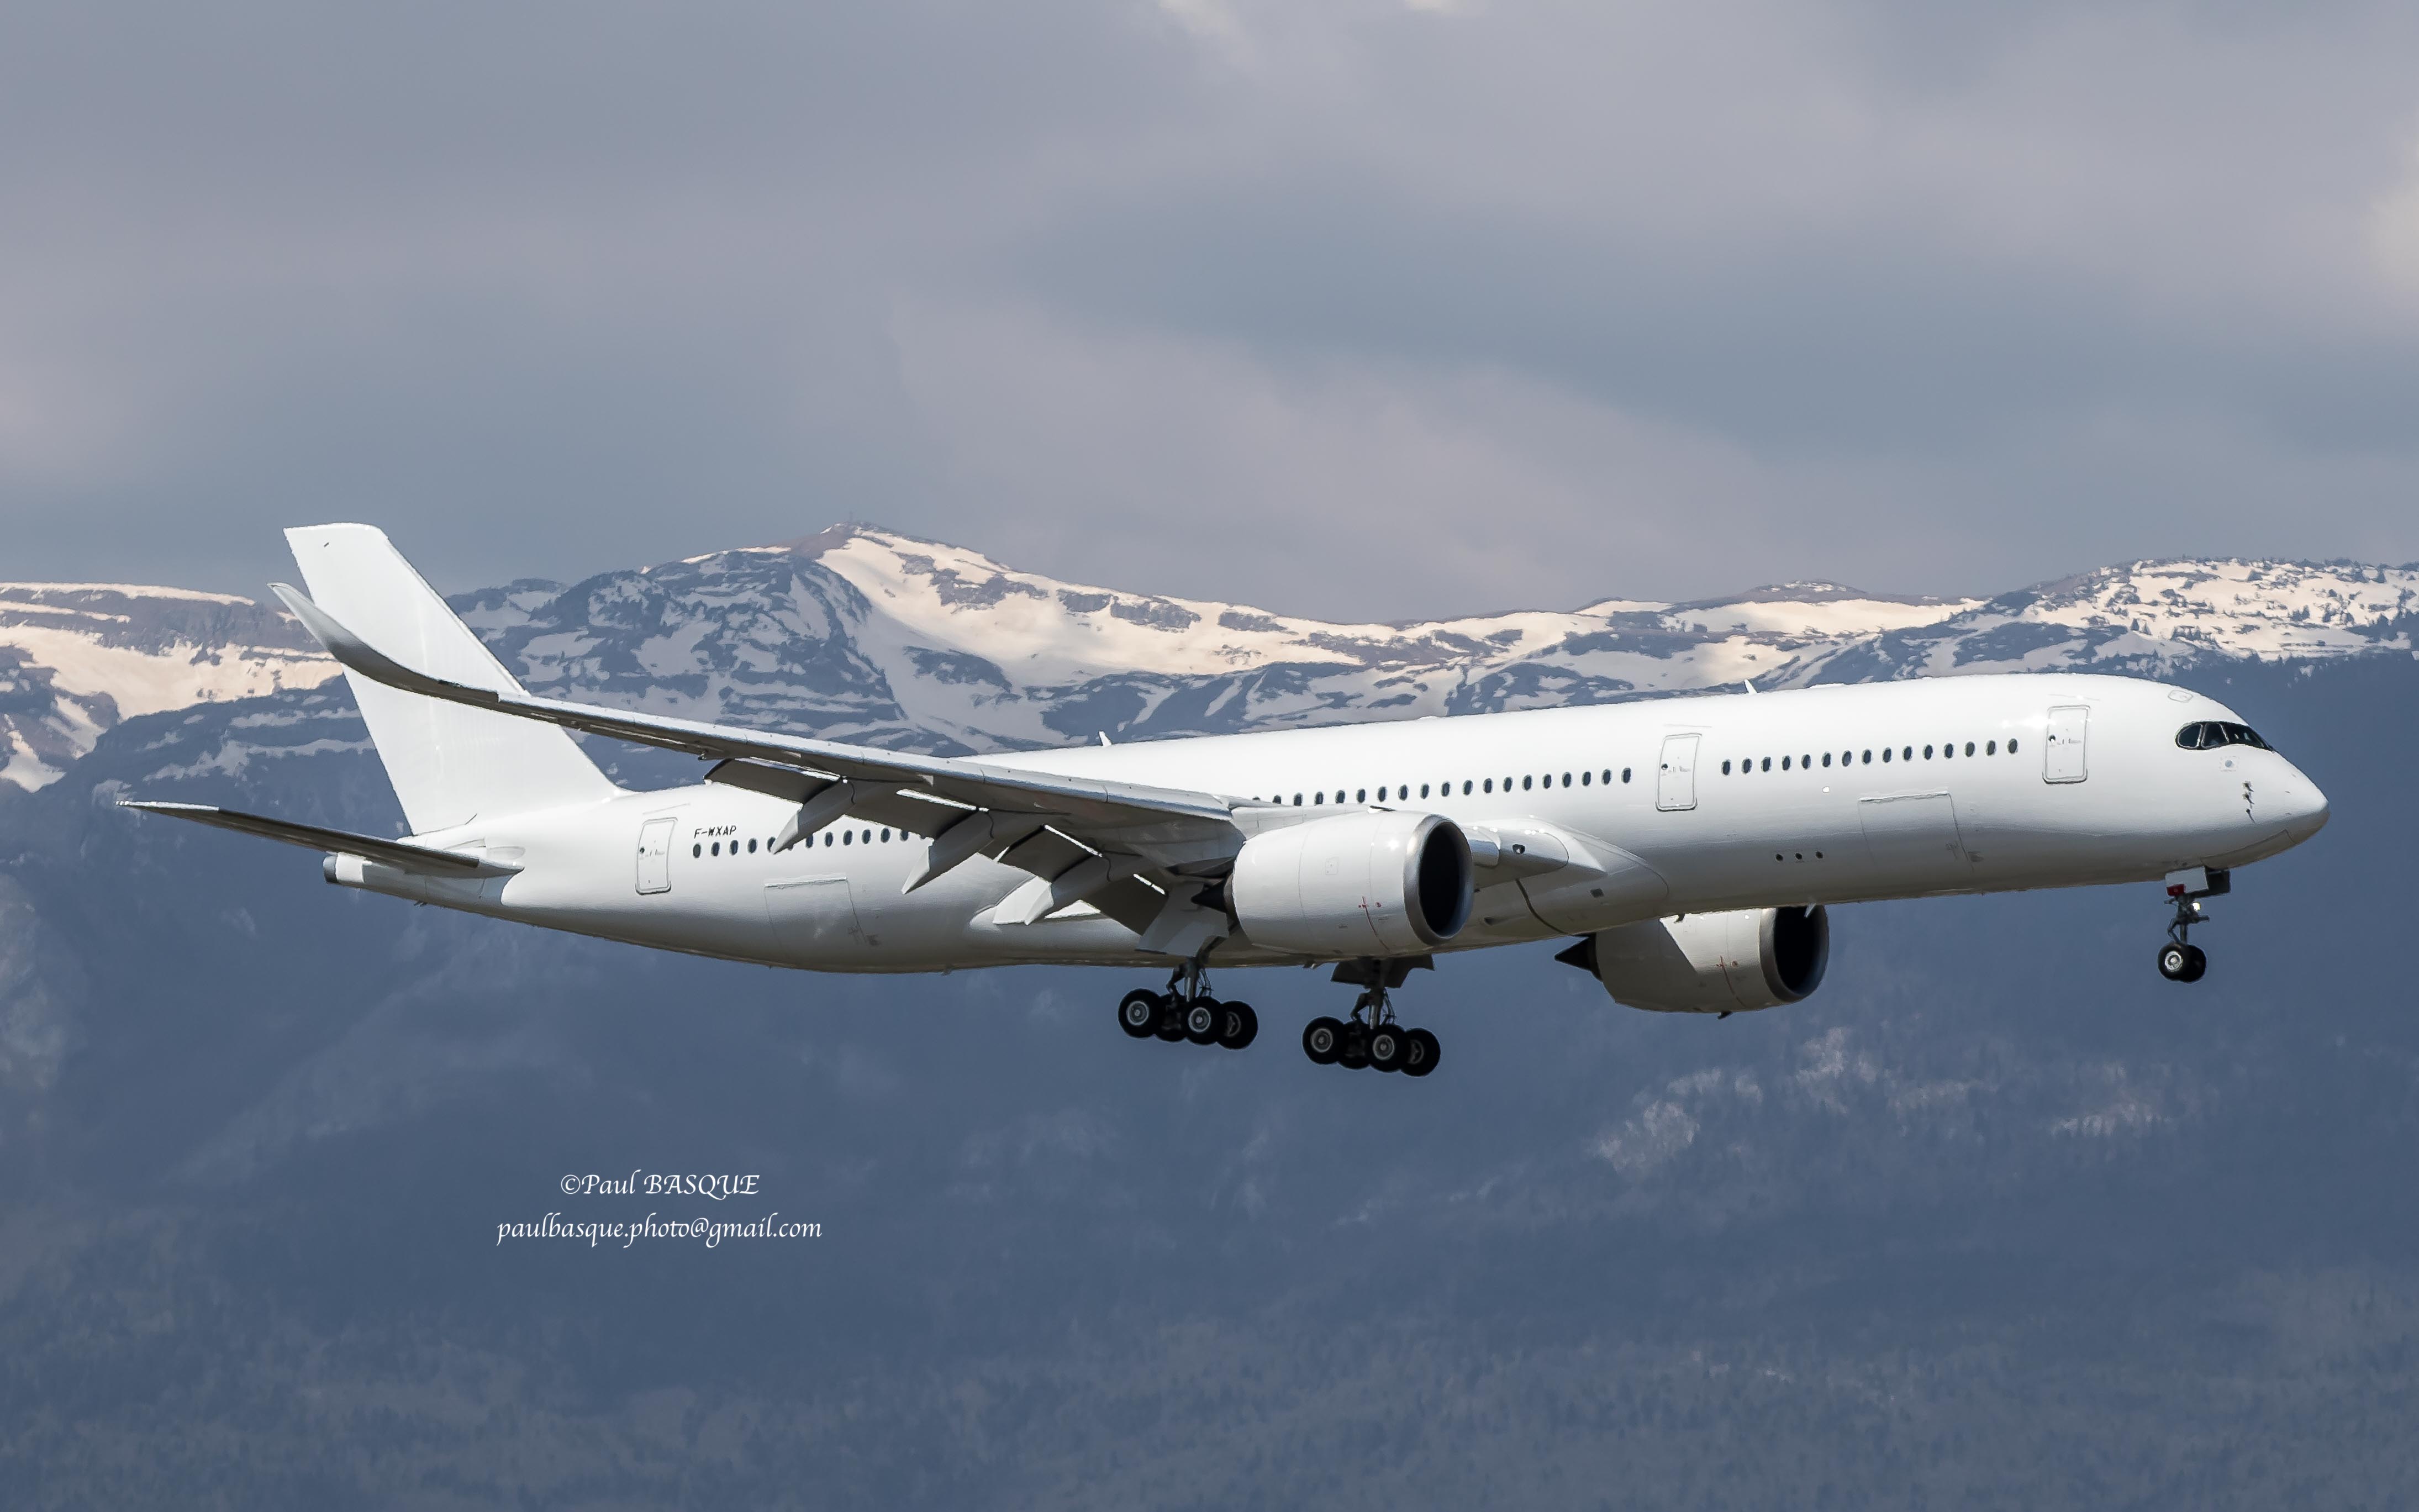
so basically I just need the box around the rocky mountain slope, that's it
[0,584,334,790]
[10,527,2407,794]
[1,531,2413,1509]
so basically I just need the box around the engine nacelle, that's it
[1562,905,1829,1014]
[1230,810,1473,957]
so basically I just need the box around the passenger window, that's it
[692,843,702,858]
[841,831,851,845]
[1986,740,1996,755]
[1463,780,1474,795]
[1761,757,1770,772]
[1621,767,1632,783]
[1801,754,1811,768]
[1782,756,1791,771]
[1356,788,1367,803]
[1822,752,1832,767]
[1293,793,1303,806]
[1580,771,1591,786]
[1941,742,1952,760]
[1924,745,1934,759]
[1882,749,1892,763]
[1314,792,1324,805]
[749,838,758,852]
[1602,770,1613,783]
[1722,760,1733,775]
[2007,739,2019,754]
[1902,746,1913,761]
[881,829,891,842]
[1522,775,1533,791]
[1420,783,1431,798]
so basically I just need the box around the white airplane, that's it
[128,526,2331,1078]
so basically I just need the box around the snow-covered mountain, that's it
[462,528,2419,757]
[6,528,2414,789]
[0,584,336,790]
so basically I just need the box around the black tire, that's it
[1218,1002,1259,1051]
[1118,989,1161,1039]
[1303,1016,1344,1065]
[1402,1028,1441,1078]
[2180,944,2207,983]
[2158,943,2190,981]
[1154,997,1187,1041]
[1337,1022,1371,1071]
[1183,997,1222,1046]
[1367,1023,1407,1073]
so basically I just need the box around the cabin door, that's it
[1656,734,1700,812]
[636,817,675,895]
[2043,705,2090,784]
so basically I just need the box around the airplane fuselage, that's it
[346,672,2329,975]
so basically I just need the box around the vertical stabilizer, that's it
[286,524,619,833]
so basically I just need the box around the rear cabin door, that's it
[636,816,675,894]
[2043,705,2090,784]
[1656,733,1700,812]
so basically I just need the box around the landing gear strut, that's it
[1117,957,1257,1051]
[1303,958,1440,1078]
[2156,867,2228,983]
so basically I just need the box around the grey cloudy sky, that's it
[5,0,2419,620]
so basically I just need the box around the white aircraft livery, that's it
[128,526,2332,1078]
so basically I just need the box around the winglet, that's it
[270,581,501,706]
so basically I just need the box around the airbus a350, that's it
[127,526,2332,1078]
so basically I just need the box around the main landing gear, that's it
[1301,958,1440,1078]
[1117,959,1258,1051]
[2156,867,2230,983]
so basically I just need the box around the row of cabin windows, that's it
[1720,738,2017,777]
[694,827,897,859]
[1255,768,1635,807]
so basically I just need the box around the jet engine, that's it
[1229,810,1473,957]
[1558,905,1829,1014]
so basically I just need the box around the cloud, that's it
[4,1,2419,606]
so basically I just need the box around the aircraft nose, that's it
[2281,767,2330,840]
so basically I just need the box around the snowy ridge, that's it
[0,585,335,790]
[9,529,2416,790]
[458,528,2419,761]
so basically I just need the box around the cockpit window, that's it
[2175,721,2273,752]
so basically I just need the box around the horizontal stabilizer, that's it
[119,800,520,877]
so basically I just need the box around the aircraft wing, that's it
[120,800,520,877]
[268,583,1251,902]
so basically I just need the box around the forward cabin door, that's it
[1656,734,1700,812]
[2043,705,2090,784]
[636,816,675,895]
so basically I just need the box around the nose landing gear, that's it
[2156,867,2228,983]
[1116,960,1257,1051]
[1304,958,1440,1078]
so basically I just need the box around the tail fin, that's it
[286,524,619,833]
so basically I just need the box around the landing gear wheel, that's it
[1337,1022,1372,1071]
[2158,943,2207,983]
[1367,1023,1408,1073]
[1183,997,1223,1046]
[1401,1028,1440,1078]
[1118,989,1161,1039]
[1153,997,1187,1041]
[1303,1016,1344,1065]
[1216,1002,1258,1051]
